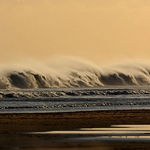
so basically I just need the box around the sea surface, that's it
[1,86,150,113]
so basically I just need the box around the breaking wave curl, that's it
[0,57,150,89]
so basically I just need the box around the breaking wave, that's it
[0,57,150,89]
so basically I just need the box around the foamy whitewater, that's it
[1,57,150,112]
[1,86,150,112]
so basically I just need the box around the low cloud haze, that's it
[0,0,150,64]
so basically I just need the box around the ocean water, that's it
[1,86,150,113]
[1,58,150,113]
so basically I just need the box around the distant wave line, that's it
[0,57,150,89]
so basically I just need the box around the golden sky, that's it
[0,0,150,64]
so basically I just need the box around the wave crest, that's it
[0,58,150,89]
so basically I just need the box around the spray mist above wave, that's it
[0,57,150,89]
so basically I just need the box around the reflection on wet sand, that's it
[1,125,150,150]
[1,110,150,150]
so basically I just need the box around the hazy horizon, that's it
[1,0,150,65]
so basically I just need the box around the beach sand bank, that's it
[1,109,150,132]
[1,109,150,149]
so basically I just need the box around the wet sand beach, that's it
[1,109,150,150]
[1,109,150,132]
